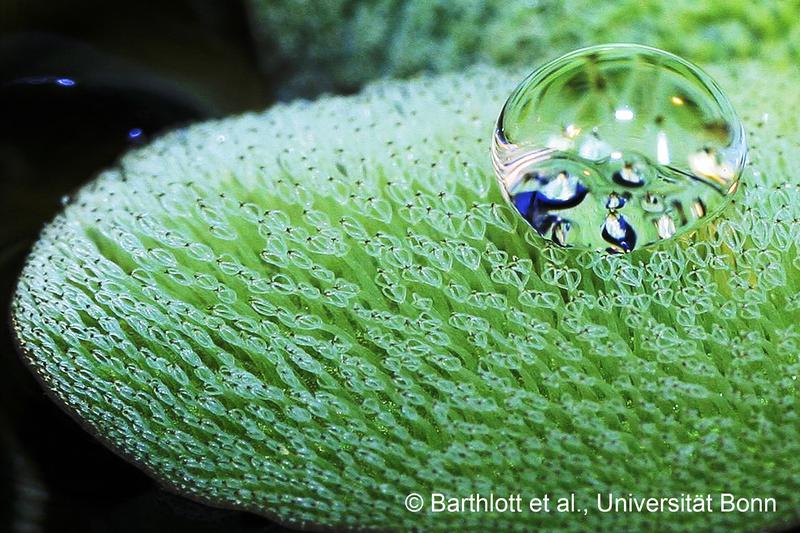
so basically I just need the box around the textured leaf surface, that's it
[12,63,800,531]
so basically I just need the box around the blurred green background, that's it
[0,1,797,532]
[249,0,799,96]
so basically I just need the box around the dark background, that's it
[0,1,291,531]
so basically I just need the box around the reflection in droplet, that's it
[538,171,588,207]
[656,214,676,239]
[656,131,670,165]
[612,163,646,188]
[606,192,626,210]
[578,134,612,160]
[552,219,572,246]
[641,192,664,213]
[691,198,707,218]
[614,108,634,121]
[493,44,747,252]
[603,212,636,252]
[688,147,735,184]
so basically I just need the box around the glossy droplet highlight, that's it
[493,44,746,253]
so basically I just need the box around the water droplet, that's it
[493,44,746,252]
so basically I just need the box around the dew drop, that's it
[493,44,746,252]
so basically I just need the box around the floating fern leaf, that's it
[12,63,800,531]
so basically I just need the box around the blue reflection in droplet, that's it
[602,213,637,252]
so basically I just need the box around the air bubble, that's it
[493,44,746,252]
